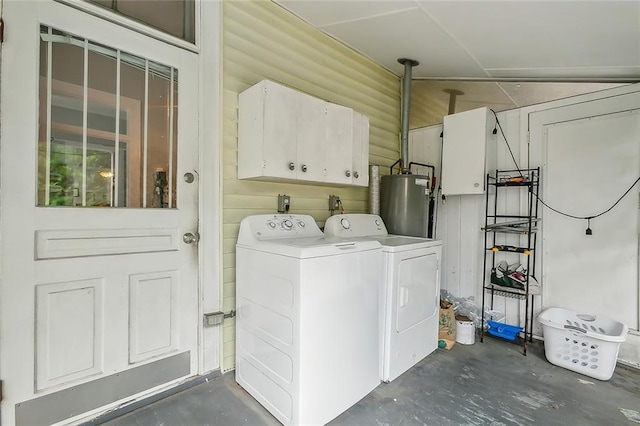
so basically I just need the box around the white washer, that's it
[235,214,382,425]
[324,214,442,383]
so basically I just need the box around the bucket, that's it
[455,316,475,345]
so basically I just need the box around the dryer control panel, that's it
[238,214,323,242]
[324,214,388,238]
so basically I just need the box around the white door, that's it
[542,110,640,329]
[0,2,200,425]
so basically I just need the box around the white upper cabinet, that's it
[238,80,369,187]
[441,107,496,195]
[239,81,297,181]
[352,111,370,186]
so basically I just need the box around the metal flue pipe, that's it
[398,58,419,174]
[443,88,464,115]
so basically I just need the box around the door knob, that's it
[183,232,199,244]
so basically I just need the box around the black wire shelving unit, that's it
[480,167,540,355]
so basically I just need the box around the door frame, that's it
[0,0,222,421]
[526,85,640,365]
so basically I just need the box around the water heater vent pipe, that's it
[398,58,419,174]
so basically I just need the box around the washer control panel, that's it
[265,217,309,232]
[239,214,323,241]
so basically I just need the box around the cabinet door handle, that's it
[345,170,351,177]
[301,164,307,173]
[288,162,295,171]
[354,171,359,179]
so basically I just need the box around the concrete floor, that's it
[102,336,640,425]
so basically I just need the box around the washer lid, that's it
[237,235,381,258]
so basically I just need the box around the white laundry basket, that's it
[538,307,628,381]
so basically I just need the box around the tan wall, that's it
[221,0,400,371]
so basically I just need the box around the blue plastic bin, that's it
[487,320,523,341]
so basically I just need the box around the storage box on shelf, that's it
[480,168,540,355]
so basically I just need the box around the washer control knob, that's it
[282,219,293,230]
[267,221,277,229]
[340,218,351,229]
[297,220,306,228]
[374,219,381,227]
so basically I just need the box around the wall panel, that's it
[411,86,640,362]
[221,0,400,371]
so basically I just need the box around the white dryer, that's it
[235,214,382,426]
[324,214,442,383]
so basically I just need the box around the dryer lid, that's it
[374,235,442,252]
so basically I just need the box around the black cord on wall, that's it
[490,109,640,235]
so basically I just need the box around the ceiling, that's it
[274,1,639,122]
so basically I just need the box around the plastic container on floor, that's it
[537,307,628,381]
[486,320,522,341]
[455,318,475,345]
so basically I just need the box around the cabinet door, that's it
[297,94,327,182]
[352,112,369,187]
[325,103,353,185]
[441,107,493,195]
[262,81,297,179]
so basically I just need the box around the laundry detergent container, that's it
[538,307,628,380]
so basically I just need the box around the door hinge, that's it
[0,19,4,43]
[203,310,236,327]
[0,379,3,402]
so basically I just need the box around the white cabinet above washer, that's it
[238,80,369,187]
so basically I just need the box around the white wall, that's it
[221,1,400,372]
[410,84,640,366]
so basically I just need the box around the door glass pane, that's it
[86,0,195,43]
[38,26,178,209]
[147,62,177,208]
[120,59,145,207]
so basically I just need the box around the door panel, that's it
[35,278,104,391]
[543,111,640,329]
[0,2,200,424]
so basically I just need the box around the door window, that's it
[38,26,179,208]
[86,0,195,43]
